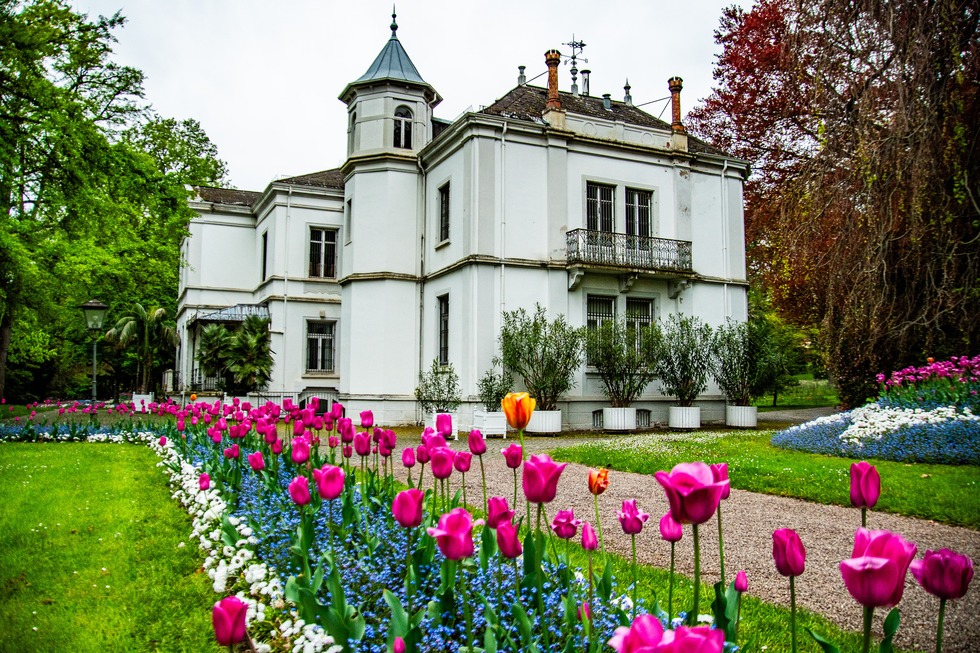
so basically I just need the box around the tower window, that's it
[394,106,413,149]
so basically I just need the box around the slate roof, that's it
[193,186,261,207]
[276,168,345,189]
[480,85,727,156]
[354,24,427,86]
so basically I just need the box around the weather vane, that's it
[563,36,588,94]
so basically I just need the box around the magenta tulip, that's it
[415,443,430,464]
[338,417,355,443]
[429,447,455,480]
[328,436,339,448]
[392,488,425,528]
[247,451,265,472]
[840,528,917,608]
[654,462,728,525]
[772,528,807,577]
[199,473,211,491]
[290,437,310,464]
[401,447,416,468]
[212,595,248,646]
[658,626,725,652]
[467,429,486,455]
[850,461,881,509]
[359,410,373,428]
[735,570,748,592]
[454,450,472,473]
[425,434,447,451]
[343,445,352,459]
[426,508,477,560]
[578,602,592,622]
[618,499,650,535]
[581,521,599,551]
[607,614,664,653]
[552,509,582,539]
[435,412,453,437]
[486,496,515,529]
[393,636,406,653]
[288,476,311,506]
[710,462,731,500]
[313,465,345,500]
[496,520,523,559]
[224,444,240,460]
[272,438,283,455]
[659,511,683,543]
[911,548,974,600]
[522,453,567,504]
[353,432,371,457]
[158,436,167,447]
[330,401,344,420]
[502,443,523,469]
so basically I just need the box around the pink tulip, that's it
[467,429,486,455]
[486,496,515,529]
[224,444,240,460]
[425,434,448,451]
[522,453,567,504]
[656,625,725,652]
[735,570,748,592]
[313,465,345,501]
[343,445,352,459]
[330,402,344,420]
[359,410,373,428]
[618,499,650,535]
[328,436,339,448]
[429,447,455,480]
[199,473,211,491]
[496,520,523,559]
[158,436,167,447]
[393,636,406,653]
[607,614,664,653]
[840,528,917,608]
[772,528,806,577]
[581,521,599,551]
[578,602,592,622]
[289,476,311,506]
[502,444,523,469]
[659,512,683,543]
[710,462,731,500]
[435,412,453,437]
[401,447,416,468]
[427,508,477,560]
[247,451,265,472]
[552,509,583,539]
[453,450,472,473]
[415,443,430,464]
[850,461,881,509]
[654,462,728,525]
[290,437,310,464]
[392,488,425,528]
[212,595,248,646]
[338,417,355,443]
[272,438,283,455]
[353,432,371,457]
[910,548,974,600]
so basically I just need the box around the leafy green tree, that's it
[645,315,714,407]
[195,317,273,395]
[105,304,178,394]
[122,116,228,186]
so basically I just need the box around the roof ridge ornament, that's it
[390,6,398,38]
[562,36,587,97]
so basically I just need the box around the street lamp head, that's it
[80,299,109,331]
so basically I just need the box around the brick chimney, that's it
[668,76,688,151]
[542,49,566,129]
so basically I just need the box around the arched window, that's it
[348,111,356,152]
[393,106,413,149]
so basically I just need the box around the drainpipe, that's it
[282,186,292,393]
[417,156,427,422]
[721,159,730,319]
[499,121,508,329]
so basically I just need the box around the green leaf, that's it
[710,581,734,641]
[879,608,900,653]
[805,628,841,653]
[483,628,498,653]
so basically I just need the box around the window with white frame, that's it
[394,106,413,149]
[437,294,449,365]
[625,188,652,237]
[309,227,338,278]
[586,182,615,232]
[438,182,450,242]
[306,321,335,372]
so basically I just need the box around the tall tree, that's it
[689,0,980,406]
[105,303,178,394]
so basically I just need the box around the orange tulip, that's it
[190,393,198,402]
[588,468,610,495]
[501,392,535,430]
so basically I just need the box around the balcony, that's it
[565,229,693,273]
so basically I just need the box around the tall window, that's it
[586,295,616,365]
[625,188,652,237]
[439,182,450,242]
[394,106,413,149]
[437,294,449,365]
[309,228,338,278]
[306,321,335,372]
[261,231,269,280]
[626,298,653,351]
[586,182,615,232]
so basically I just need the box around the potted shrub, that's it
[415,359,462,438]
[646,314,714,429]
[584,317,657,431]
[473,357,512,437]
[499,304,584,433]
[711,318,768,427]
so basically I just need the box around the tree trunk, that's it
[0,309,11,400]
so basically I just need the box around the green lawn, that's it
[552,430,980,529]
[754,376,840,409]
[0,443,223,653]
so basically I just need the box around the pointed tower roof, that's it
[340,11,440,105]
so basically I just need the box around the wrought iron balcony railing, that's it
[565,228,692,273]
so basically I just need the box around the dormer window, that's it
[394,106,413,149]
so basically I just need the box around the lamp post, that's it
[80,300,109,404]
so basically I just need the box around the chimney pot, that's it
[624,79,632,106]
[668,76,685,132]
[581,69,591,96]
[545,49,562,110]
[602,93,611,110]
[518,65,526,85]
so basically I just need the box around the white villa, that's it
[175,16,750,429]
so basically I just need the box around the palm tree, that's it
[105,304,179,394]
[224,315,273,394]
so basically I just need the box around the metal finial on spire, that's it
[390,5,398,36]
[562,36,588,96]
[624,79,632,106]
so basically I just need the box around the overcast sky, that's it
[70,0,753,191]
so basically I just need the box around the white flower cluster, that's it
[838,404,979,446]
[150,439,338,653]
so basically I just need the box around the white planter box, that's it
[426,411,459,440]
[602,407,636,431]
[726,405,758,428]
[473,410,507,437]
[526,410,562,434]
[669,406,701,429]
[132,393,154,413]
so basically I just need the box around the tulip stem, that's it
[630,533,638,619]
[405,528,413,614]
[792,575,800,653]
[734,589,742,642]
[512,468,518,517]
[861,506,867,529]
[936,597,946,653]
[459,560,474,653]
[690,523,701,626]
[668,541,675,623]
[717,502,726,589]
[479,456,488,515]
[593,494,605,555]
[461,471,468,509]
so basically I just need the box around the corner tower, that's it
[337,13,440,423]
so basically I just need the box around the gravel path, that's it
[395,429,980,652]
